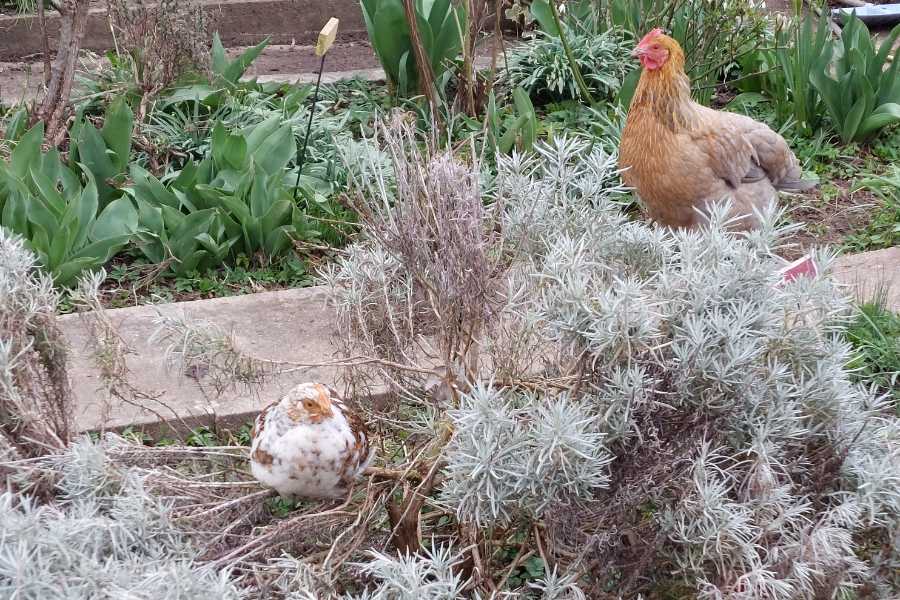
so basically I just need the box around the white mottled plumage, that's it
[250,382,372,499]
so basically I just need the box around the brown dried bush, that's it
[106,0,212,119]
[0,230,72,464]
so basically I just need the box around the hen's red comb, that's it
[638,28,665,47]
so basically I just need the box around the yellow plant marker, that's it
[316,18,339,56]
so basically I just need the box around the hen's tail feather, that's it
[776,178,818,192]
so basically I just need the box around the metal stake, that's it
[293,17,339,202]
[293,53,326,201]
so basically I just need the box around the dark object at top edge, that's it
[832,4,900,27]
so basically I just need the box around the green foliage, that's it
[266,496,298,517]
[75,51,146,114]
[871,126,900,163]
[485,88,538,155]
[735,14,830,137]
[1,106,29,144]
[120,426,152,445]
[845,299,900,408]
[736,13,900,144]
[171,254,309,295]
[128,116,301,269]
[87,251,310,308]
[503,28,632,103]
[130,109,354,274]
[11,31,364,286]
[68,97,135,205]
[845,166,900,252]
[144,81,374,199]
[810,15,900,144]
[359,0,466,97]
[604,0,771,104]
[0,123,137,286]
[129,166,236,275]
[210,33,270,86]
[506,555,546,589]
[124,59,365,277]
[191,118,301,258]
[528,0,596,103]
[234,422,254,446]
[185,426,219,447]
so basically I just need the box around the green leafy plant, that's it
[485,88,538,154]
[133,116,331,269]
[359,0,466,97]
[528,0,596,103]
[1,106,29,144]
[734,14,830,136]
[845,166,900,251]
[0,123,137,286]
[191,119,299,258]
[211,33,270,87]
[810,14,900,144]
[186,425,219,446]
[503,27,632,103]
[128,165,236,275]
[605,0,772,104]
[68,97,135,206]
[845,299,900,409]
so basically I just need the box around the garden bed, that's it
[2,1,900,598]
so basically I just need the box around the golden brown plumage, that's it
[619,29,816,231]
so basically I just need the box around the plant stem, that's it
[547,0,595,105]
[402,0,439,119]
[38,0,50,86]
[33,0,91,146]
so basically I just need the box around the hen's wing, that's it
[250,401,277,467]
[693,108,816,193]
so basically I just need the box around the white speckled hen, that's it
[250,382,372,499]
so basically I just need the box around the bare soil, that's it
[238,41,378,79]
[782,181,879,260]
[0,42,380,105]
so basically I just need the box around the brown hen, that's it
[619,29,816,231]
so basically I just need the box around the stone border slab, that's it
[60,286,348,435]
[831,246,900,310]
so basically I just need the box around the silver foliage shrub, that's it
[498,138,897,597]
[441,383,611,527]
[328,129,899,597]
[0,436,243,599]
[344,545,589,600]
[346,544,467,600]
[528,567,587,600]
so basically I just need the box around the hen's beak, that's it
[631,46,647,59]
